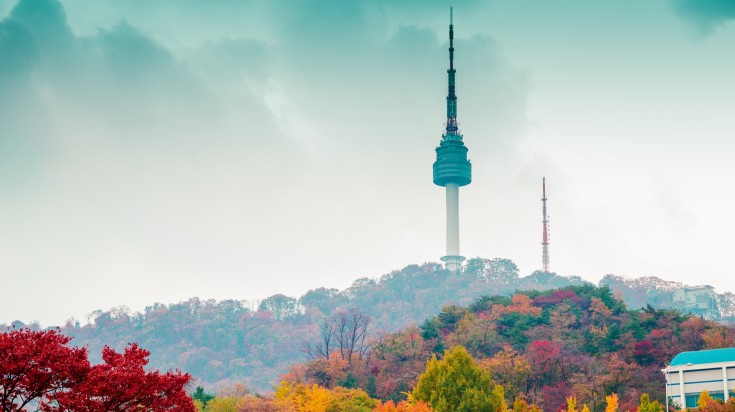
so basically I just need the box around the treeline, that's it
[189,345,670,412]
[8,320,732,412]
[5,258,731,390]
[35,259,591,389]
[283,285,735,412]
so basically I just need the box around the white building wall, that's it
[665,362,735,409]
[728,367,735,380]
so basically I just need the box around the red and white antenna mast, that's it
[542,177,550,272]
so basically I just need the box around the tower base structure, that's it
[441,255,465,272]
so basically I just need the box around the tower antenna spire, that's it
[445,7,458,136]
[542,177,550,273]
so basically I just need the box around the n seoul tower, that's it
[433,8,471,272]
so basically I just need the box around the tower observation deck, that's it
[433,8,471,271]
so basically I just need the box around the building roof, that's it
[670,347,735,366]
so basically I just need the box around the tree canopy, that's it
[0,328,194,412]
[411,346,504,412]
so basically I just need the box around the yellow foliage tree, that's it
[638,393,663,412]
[326,386,377,411]
[494,385,509,412]
[698,390,713,410]
[297,384,331,412]
[374,401,402,412]
[411,346,504,412]
[275,382,331,412]
[605,393,618,412]
[511,397,543,412]
[205,396,242,412]
[275,381,377,412]
[373,400,433,411]
[513,398,529,412]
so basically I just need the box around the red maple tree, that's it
[0,328,194,412]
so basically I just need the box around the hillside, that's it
[4,257,732,392]
[283,285,735,412]
[64,259,592,390]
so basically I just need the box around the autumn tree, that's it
[0,328,194,412]
[326,386,378,411]
[481,346,531,401]
[604,394,618,412]
[238,395,283,412]
[526,340,561,382]
[411,345,504,412]
[305,319,337,360]
[334,307,371,362]
[698,390,715,410]
[259,294,304,320]
[200,396,241,412]
[567,397,580,412]
[299,288,346,316]
[702,327,735,349]
[60,343,194,411]
[373,400,433,411]
[369,327,434,400]
[0,328,89,411]
[465,258,519,283]
[305,307,370,363]
[192,386,215,408]
[485,258,520,282]
[637,394,663,412]
[274,381,377,412]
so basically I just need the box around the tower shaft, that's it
[542,177,550,272]
[445,183,461,271]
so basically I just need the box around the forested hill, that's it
[283,285,735,412]
[4,258,732,392]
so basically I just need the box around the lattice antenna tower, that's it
[542,177,550,272]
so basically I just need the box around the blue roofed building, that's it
[663,347,735,409]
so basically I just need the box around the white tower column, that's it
[679,370,686,410]
[442,183,464,271]
[723,366,729,401]
[446,183,460,256]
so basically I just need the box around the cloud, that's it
[674,0,735,33]
[0,0,530,326]
[0,11,57,188]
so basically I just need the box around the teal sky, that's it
[1,0,734,326]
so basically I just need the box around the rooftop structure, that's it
[671,348,735,366]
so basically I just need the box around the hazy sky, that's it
[1,0,734,326]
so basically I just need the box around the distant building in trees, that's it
[672,286,720,320]
[663,347,735,409]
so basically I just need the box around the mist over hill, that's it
[4,257,732,392]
